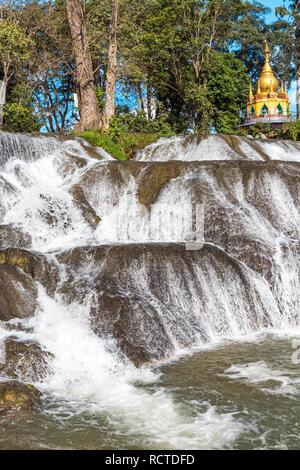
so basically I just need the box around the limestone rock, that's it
[0,248,59,295]
[0,175,18,219]
[56,243,270,366]
[0,265,38,321]
[136,162,183,209]
[56,153,88,178]
[70,184,100,228]
[0,380,41,409]
[0,337,52,382]
[0,224,32,249]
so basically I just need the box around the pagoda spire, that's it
[249,81,254,101]
[264,40,270,64]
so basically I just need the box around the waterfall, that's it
[0,131,299,449]
[135,134,300,162]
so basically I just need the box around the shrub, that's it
[76,131,127,160]
[76,129,173,160]
[287,120,300,141]
[75,111,175,160]
[113,110,173,135]
[4,102,41,133]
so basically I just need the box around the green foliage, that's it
[76,130,127,160]
[3,103,41,133]
[76,128,174,160]
[108,115,127,141]
[1,0,296,136]
[95,87,105,112]
[0,20,34,63]
[113,111,173,135]
[118,0,248,133]
[248,121,270,137]
[207,53,250,133]
[247,120,300,141]
[286,121,300,141]
[216,113,239,134]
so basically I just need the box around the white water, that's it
[135,134,300,162]
[0,132,299,449]
[223,361,300,396]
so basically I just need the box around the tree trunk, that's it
[65,0,102,132]
[137,83,145,112]
[297,69,299,120]
[147,80,152,120]
[0,80,7,128]
[103,0,118,129]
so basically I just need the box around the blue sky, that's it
[260,0,285,22]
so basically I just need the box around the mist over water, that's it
[0,132,299,449]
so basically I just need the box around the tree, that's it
[22,0,76,133]
[65,0,102,131]
[231,1,270,82]
[0,18,34,126]
[3,102,41,132]
[207,53,249,133]
[1,0,295,135]
[290,0,299,118]
[276,1,299,117]
[103,0,118,128]
[119,0,245,132]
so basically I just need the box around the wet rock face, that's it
[0,337,52,382]
[92,283,175,366]
[0,380,41,409]
[135,162,183,209]
[0,265,38,321]
[69,184,100,229]
[0,248,43,277]
[0,248,58,322]
[0,225,32,249]
[56,243,274,366]
[38,193,73,229]
[79,161,135,209]
[0,248,59,296]
[56,153,88,179]
[0,175,18,220]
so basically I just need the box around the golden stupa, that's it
[242,42,291,128]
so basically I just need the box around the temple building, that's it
[241,42,291,129]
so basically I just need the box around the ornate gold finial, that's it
[249,81,254,100]
[257,80,261,94]
[265,40,270,59]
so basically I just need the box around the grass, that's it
[76,131,127,160]
[75,130,173,160]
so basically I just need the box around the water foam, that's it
[135,135,300,162]
[222,361,300,395]
[23,286,242,449]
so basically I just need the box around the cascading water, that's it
[135,134,300,162]
[0,131,299,449]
